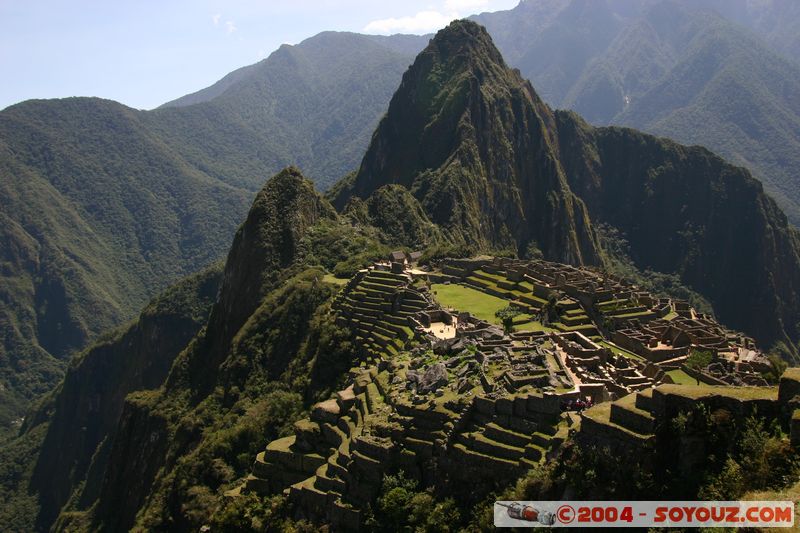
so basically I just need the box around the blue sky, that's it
[0,0,518,111]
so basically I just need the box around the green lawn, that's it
[432,283,511,325]
[666,369,696,385]
[432,283,552,331]
[322,273,348,285]
[514,318,553,332]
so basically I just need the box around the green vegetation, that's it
[477,0,800,225]
[685,349,714,371]
[667,369,695,385]
[495,305,523,333]
[0,97,250,428]
[678,409,799,500]
[333,21,600,265]
[297,219,389,279]
[575,131,800,353]
[321,274,347,285]
[0,31,424,429]
[367,472,461,532]
[343,185,447,248]
[595,223,714,316]
[504,411,799,505]
[431,283,509,325]
[5,14,800,533]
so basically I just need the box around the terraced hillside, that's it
[576,377,800,493]
[240,254,787,528]
[333,268,430,362]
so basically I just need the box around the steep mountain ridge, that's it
[475,0,800,225]
[5,1,800,429]
[88,168,351,531]
[556,112,800,349]
[334,20,800,352]
[4,13,800,533]
[151,31,427,190]
[335,21,601,265]
[169,167,338,397]
[28,265,222,530]
[0,32,420,425]
[614,11,800,222]
[0,98,249,427]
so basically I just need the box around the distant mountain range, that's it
[5,20,799,531]
[0,33,423,427]
[474,0,800,224]
[334,19,800,355]
[2,0,800,430]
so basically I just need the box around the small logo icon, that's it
[497,502,556,525]
[557,504,576,524]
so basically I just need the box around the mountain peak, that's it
[333,19,600,265]
[182,166,336,391]
[427,19,505,65]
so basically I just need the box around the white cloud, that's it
[225,20,237,33]
[363,0,500,35]
[363,10,456,35]
[212,13,221,26]
[444,0,489,11]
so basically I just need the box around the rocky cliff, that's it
[556,111,800,350]
[338,20,800,353]
[27,265,222,529]
[87,168,350,531]
[333,21,601,265]
[15,18,800,533]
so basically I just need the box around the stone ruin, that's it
[240,355,574,530]
[431,256,774,389]
[230,257,788,530]
[577,368,800,460]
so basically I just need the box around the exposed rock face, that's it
[173,166,337,394]
[337,19,800,351]
[16,18,800,533]
[555,112,800,349]
[334,21,602,266]
[408,363,449,394]
[419,363,449,393]
[92,391,171,533]
[87,167,340,532]
[28,265,222,529]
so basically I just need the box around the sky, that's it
[0,0,519,111]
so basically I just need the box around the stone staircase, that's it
[461,268,548,313]
[446,392,564,477]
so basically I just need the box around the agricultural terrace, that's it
[431,283,546,331]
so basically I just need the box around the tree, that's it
[685,349,714,371]
[524,240,544,260]
[496,305,523,333]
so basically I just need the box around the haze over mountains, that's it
[0,0,799,464]
[8,19,800,531]
[0,32,423,426]
[333,19,800,356]
[3,0,800,434]
[473,0,800,224]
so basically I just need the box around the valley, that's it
[1,8,799,532]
